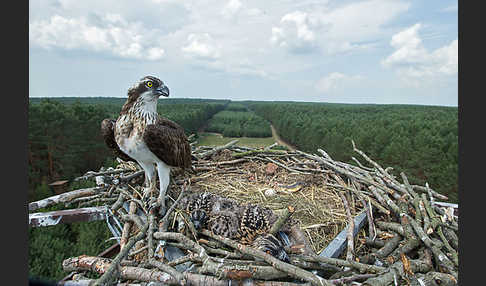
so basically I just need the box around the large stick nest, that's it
[36,139,458,286]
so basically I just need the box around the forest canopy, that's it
[246,101,458,202]
[28,98,458,203]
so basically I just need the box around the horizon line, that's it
[28,96,458,108]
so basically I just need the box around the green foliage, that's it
[70,221,113,258]
[31,183,54,202]
[225,102,248,112]
[29,224,76,280]
[28,220,111,281]
[69,179,97,191]
[206,110,272,137]
[158,102,226,134]
[28,99,115,200]
[247,102,458,202]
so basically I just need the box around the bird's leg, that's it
[138,161,157,200]
[155,161,171,216]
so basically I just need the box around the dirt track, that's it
[270,124,296,151]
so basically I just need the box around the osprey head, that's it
[128,75,169,99]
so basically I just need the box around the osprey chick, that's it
[178,191,291,262]
[101,76,191,215]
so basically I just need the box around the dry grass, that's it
[171,152,362,254]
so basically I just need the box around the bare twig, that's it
[338,192,355,263]
[120,202,137,250]
[196,139,239,159]
[269,205,294,235]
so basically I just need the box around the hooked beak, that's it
[155,85,170,97]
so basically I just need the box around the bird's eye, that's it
[146,81,153,88]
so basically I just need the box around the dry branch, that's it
[269,205,294,235]
[338,192,355,263]
[120,201,137,250]
[196,139,239,159]
[29,187,105,212]
[29,206,107,227]
[294,254,386,274]
[63,256,179,284]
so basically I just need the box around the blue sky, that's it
[29,0,458,106]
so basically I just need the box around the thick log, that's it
[62,255,176,283]
[29,206,107,227]
[29,187,104,212]
[58,279,144,286]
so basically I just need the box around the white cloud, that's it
[181,33,221,60]
[382,23,458,84]
[29,14,165,60]
[147,47,166,59]
[270,11,320,53]
[221,0,242,18]
[151,0,177,3]
[322,0,410,41]
[315,72,363,93]
[271,0,410,54]
[246,8,264,17]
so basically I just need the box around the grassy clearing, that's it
[206,110,272,137]
[196,132,277,148]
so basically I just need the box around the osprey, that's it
[178,191,291,262]
[101,76,192,215]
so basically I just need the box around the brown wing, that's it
[100,118,135,162]
[143,117,192,169]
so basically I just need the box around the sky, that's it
[29,0,458,106]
